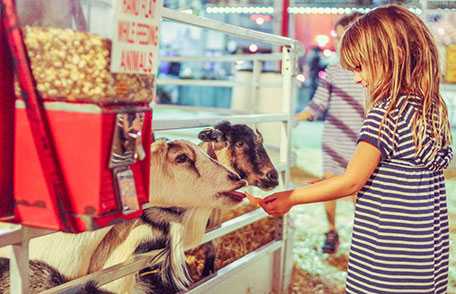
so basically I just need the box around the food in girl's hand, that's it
[245,192,261,207]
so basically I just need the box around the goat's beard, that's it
[181,208,214,249]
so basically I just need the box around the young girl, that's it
[260,4,453,293]
[295,12,365,254]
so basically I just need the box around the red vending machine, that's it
[0,0,160,232]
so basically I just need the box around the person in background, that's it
[296,46,326,112]
[260,4,453,293]
[295,12,365,254]
[306,46,326,100]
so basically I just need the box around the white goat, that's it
[0,139,246,293]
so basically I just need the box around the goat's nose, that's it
[266,170,278,181]
[228,172,241,182]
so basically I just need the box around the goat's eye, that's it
[235,141,245,148]
[175,154,189,164]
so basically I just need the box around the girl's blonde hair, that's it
[340,4,452,152]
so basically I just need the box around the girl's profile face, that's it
[353,68,368,88]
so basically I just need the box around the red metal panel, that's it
[281,0,289,37]
[2,0,77,231]
[0,10,15,219]
[2,0,152,232]
[14,105,152,232]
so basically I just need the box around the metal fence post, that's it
[10,227,31,294]
[272,45,296,294]
[251,59,262,113]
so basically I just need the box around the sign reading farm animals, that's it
[111,0,161,75]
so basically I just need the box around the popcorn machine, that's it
[0,0,160,232]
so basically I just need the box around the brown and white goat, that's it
[195,121,279,277]
[0,139,247,293]
[199,121,279,190]
[137,121,281,290]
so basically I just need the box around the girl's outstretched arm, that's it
[260,141,381,217]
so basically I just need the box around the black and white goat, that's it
[0,139,246,293]
[0,122,279,293]
[196,121,279,276]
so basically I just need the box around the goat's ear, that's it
[214,121,232,138]
[156,137,170,142]
[150,139,169,154]
[255,128,264,144]
[198,128,225,142]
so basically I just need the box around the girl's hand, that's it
[294,111,314,121]
[259,191,294,217]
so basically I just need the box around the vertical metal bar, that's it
[279,46,294,185]
[273,0,283,37]
[3,0,76,232]
[288,13,295,39]
[10,227,30,294]
[281,0,290,37]
[250,59,261,148]
[273,0,284,70]
[272,45,295,294]
[0,3,15,219]
[87,0,92,31]
[420,0,429,21]
[282,45,297,294]
[70,0,88,31]
[250,59,262,113]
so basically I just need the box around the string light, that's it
[323,49,333,57]
[296,74,306,82]
[206,6,357,15]
[255,16,265,25]
[315,34,330,47]
[205,6,427,15]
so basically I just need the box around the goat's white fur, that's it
[5,227,112,280]
[0,140,243,293]
[97,223,158,293]
[98,207,214,293]
[181,207,213,249]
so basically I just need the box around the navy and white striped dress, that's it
[346,96,453,294]
[306,64,365,175]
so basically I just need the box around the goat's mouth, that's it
[218,182,247,202]
[220,190,246,202]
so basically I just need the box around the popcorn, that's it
[17,26,154,103]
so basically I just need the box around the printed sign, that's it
[111,0,161,74]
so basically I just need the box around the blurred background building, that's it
[155,0,455,113]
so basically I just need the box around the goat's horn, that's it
[255,128,263,144]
